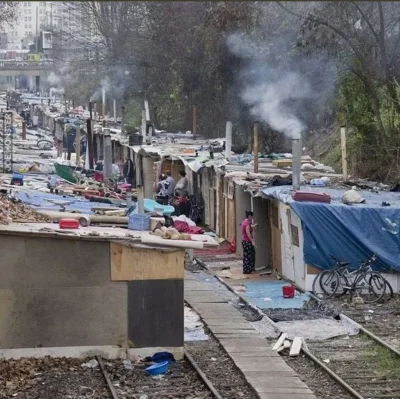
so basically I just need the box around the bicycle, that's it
[316,254,387,303]
[312,255,351,298]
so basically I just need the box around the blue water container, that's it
[128,213,150,231]
[11,173,24,186]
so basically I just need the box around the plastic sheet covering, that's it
[291,202,400,272]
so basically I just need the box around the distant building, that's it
[0,33,8,49]
[0,2,86,51]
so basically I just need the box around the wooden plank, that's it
[272,333,288,351]
[110,242,184,281]
[289,337,302,357]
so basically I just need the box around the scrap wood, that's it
[272,333,288,351]
[277,340,291,353]
[289,337,303,357]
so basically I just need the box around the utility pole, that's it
[253,122,259,173]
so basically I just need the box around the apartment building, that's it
[1,2,84,50]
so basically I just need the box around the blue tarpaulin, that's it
[17,191,117,214]
[242,280,312,309]
[291,202,400,272]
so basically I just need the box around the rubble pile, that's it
[0,196,49,224]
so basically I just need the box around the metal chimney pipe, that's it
[253,122,259,173]
[103,128,112,179]
[292,138,302,191]
[225,121,232,161]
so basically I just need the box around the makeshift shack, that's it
[0,224,186,359]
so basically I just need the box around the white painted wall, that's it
[279,204,307,290]
[280,204,295,282]
[291,209,306,290]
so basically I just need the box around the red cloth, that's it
[174,220,190,232]
[229,236,236,253]
[187,226,204,234]
[174,220,204,234]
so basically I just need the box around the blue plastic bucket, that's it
[145,361,169,376]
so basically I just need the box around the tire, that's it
[37,139,53,150]
[384,278,394,298]
[312,271,324,298]
[363,272,386,303]
[370,274,393,301]
[318,270,340,298]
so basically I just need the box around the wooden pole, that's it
[253,122,259,173]
[192,105,197,140]
[121,105,125,136]
[86,118,94,169]
[22,121,26,140]
[103,128,112,179]
[141,109,146,138]
[340,126,348,181]
[136,153,144,214]
[102,88,106,120]
[75,121,80,167]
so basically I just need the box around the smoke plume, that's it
[227,25,336,139]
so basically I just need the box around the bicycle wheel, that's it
[312,271,325,298]
[363,272,386,303]
[383,278,394,299]
[37,139,53,150]
[318,270,340,298]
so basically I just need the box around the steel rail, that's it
[184,350,223,399]
[301,347,365,399]
[193,258,400,399]
[340,313,400,357]
[97,355,119,399]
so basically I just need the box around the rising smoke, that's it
[227,19,337,140]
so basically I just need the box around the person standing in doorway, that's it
[241,211,256,274]
[123,156,135,187]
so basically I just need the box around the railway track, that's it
[97,352,222,399]
[340,306,400,352]
[191,261,400,399]
[303,330,400,399]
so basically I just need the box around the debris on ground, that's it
[81,359,99,369]
[0,195,49,224]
